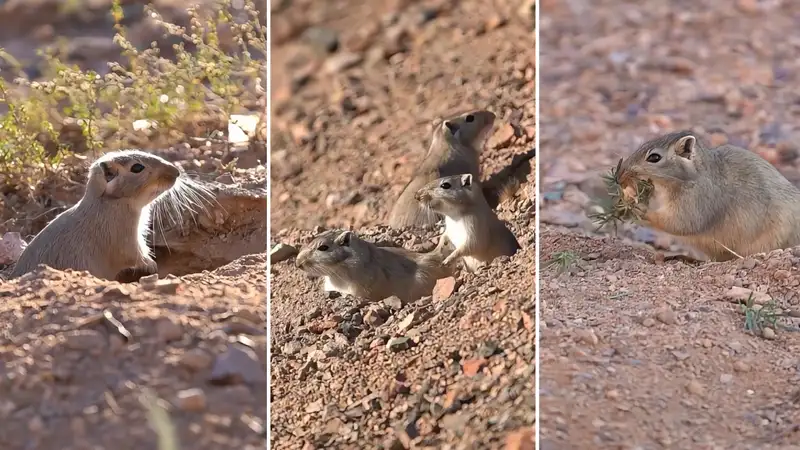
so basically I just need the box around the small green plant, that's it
[589,158,654,231]
[740,293,783,335]
[0,0,265,191]
[547,250,580,274]
[140,389,179,450]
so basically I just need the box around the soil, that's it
[540,1,800,448]
[0,1,268,449]
[269,0,535,448]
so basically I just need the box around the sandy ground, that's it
[269,0,535,448]
[0,1,268,449]
[540,0,800,448]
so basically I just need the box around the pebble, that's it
[270,243,298,264]
[605,389,619,400]
[176,388,207,412]
[397,311,418,332]
[462,358,487,377]
[281,341,303,356]
[575,328,598,345]
[762,327,777,340]
[655,308,676,325]
[733,361,751,372]
[180,349,214,371]
[720,374,734,384]
[386,337,412,352]
[324,52,363,74]
[642,317,656,327]
[433,277,457,301]
[157,318,184,343]
[383,296,405,311]
[209,344,266,385]
[724,286,770,304]
[364,308,388,327]
[686,380,704,396]
[302,27,339,53]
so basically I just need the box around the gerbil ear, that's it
[444,120,459,135]
[675,135,696,159]
[460,173,473,187]
[334,231,352,246]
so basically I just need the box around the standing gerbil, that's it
[10,150,181,280]
[617,130,800,261]
[415,173,520,272]
[388,109,495,229]
[294,229,453,303]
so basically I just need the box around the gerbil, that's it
[388,109,495,229]
[10,150,181,280]
[415,173,520,272]
[294,230,453,303]
[617,130,800,261]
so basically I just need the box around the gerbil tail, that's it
[481,146,536,209]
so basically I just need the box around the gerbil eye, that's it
[646,153,662,163]
[130,163,145,173]
[440,182,451,189]
[317,244,329,251]
[465,114,474,123]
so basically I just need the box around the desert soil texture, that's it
[540,0,800,448]
[269,0,535,448]
[0,1,267,449]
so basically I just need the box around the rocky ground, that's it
[269,0,535,448]
[540,0,800,448]
[0,1,268,449]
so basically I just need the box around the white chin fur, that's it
[445,216,469,249]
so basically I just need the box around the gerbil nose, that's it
[414,191,429,202]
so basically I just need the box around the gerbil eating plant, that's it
[589,158,654,231]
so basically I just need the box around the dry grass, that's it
[589,158,654,231]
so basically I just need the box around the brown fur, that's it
[10,150,180,280]
[295,230,453,303]
[388,109,495,229]
[618,130,800,261]
[415,173,520,272]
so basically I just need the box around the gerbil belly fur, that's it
[445,216,470,249]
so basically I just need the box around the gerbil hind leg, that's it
[442,245,469,267]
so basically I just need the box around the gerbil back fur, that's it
[10,150,181,280]
[618,131,800,261]
[388,110,495,229]
[295,230,452,303]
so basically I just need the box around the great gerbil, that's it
[388,109,495,229]
[618,130,800,261]
[294,229,453,303]
[10,150,181,280]
[415,173,520,272]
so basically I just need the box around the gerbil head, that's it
[86,150,181,208]
[295,230,366,277]
[415,173,477,217]
[618,130,701,187]
[437,110,495,149]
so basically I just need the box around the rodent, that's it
[10,150,181,280]
[388,109,495,229]
[414,173,520,272]
[617,130,800,261]
[294,229,454,303]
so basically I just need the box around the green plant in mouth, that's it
[547,250,580,274]
[589,158,654,231]
[740,293,783,336]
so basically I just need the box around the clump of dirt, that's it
[270,0,535,447]
[540,0,800,447]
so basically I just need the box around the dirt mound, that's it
[269,0,535,447]
[0,254,267,450]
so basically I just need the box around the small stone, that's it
[433,277,457,302]
[235,308,262,324]
[386,337,412,352]
[209,344,266,385]
[461,358,487,377]
[324,52,363,74]
[732,280,768,301]
[477,341,500,358]
[175,388,207,412]
[270,243,298,264]
[281,341,303,356]
[686,380,704,396]
[397,311,419,332]
[489,123,515,149]
[733,361,751,372]
[642,317,656,327]
[606,389,619,400]
[655,308,676,325]
[364,308,388,327]
[575,328,598,345]
[504,426,534,450]
[180,349,214,371]
[440,412,471,432]
[28,415,44,432]
[484,14,508,31]
[150,279,180,295]
[383,296,405,311]
[157,318,184,343]
[763,327,777,340]
[306,398,323,413]
[720,374,734,384]
[63,330,106,352]
[302,27,339,53]
[139,273,159,283]
[739,258,757,270]
[774,269,791,280]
